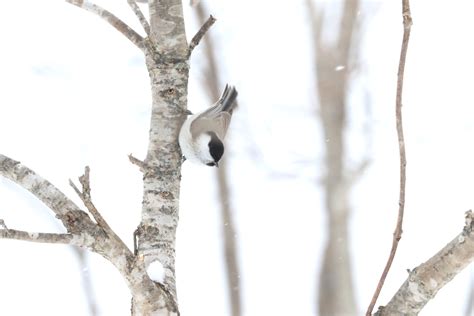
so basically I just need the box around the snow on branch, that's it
[66,0,145,50]
[376,210,474,315]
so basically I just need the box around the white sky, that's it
[1,0,474,315]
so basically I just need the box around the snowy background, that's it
[1,0,474,315]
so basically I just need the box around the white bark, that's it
[376,211,474,315]
[134,2,189,311]
[1,0,215,314]
[0,154,169,315]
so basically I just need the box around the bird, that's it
[179,84,238,167]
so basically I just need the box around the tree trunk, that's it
[307,0,360,315]
[133,0,190,314]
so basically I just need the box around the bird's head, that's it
[206,132,224,167]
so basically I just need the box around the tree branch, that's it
[188,14,216,57]
[0,153,169,314]
[127,0,151,36]
[69,166,129,252]
[376,211,474,315]
[66,0,145,50]
[129,153,147,172]
[366,0,412,315]
[0,154,93,234]
[0,227,73,244]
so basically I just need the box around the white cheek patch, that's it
[194,134,214,163]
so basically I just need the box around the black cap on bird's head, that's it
[207,132,224,167]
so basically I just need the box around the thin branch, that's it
[69,167,111,233]
[66,0,145,50]
[188,14,216,56]
[0,227,73,244]
[69,166,129,252]
[366,1,412,315]
[127,0,151,36]
[376,211,474,315]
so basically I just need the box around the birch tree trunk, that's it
[0,1,215,315]
[135,0,190,310]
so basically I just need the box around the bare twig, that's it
[188,14,216,56]
[127,0,151,36]
[69,166,129,251]
[0,227,73,244]
[376,211,474,315]
[66,0,145,50]
[366,1,412,315]
[129,153,147,172]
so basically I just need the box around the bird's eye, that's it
[206,162,215,167]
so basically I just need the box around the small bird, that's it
[179,84,238,167]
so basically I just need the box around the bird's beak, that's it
[215,162,219,168]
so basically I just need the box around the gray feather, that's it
[191,85,238,139]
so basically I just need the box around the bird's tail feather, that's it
[220,84,238,112]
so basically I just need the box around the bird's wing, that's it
[190,85,237,139]
[190,111,232,139]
